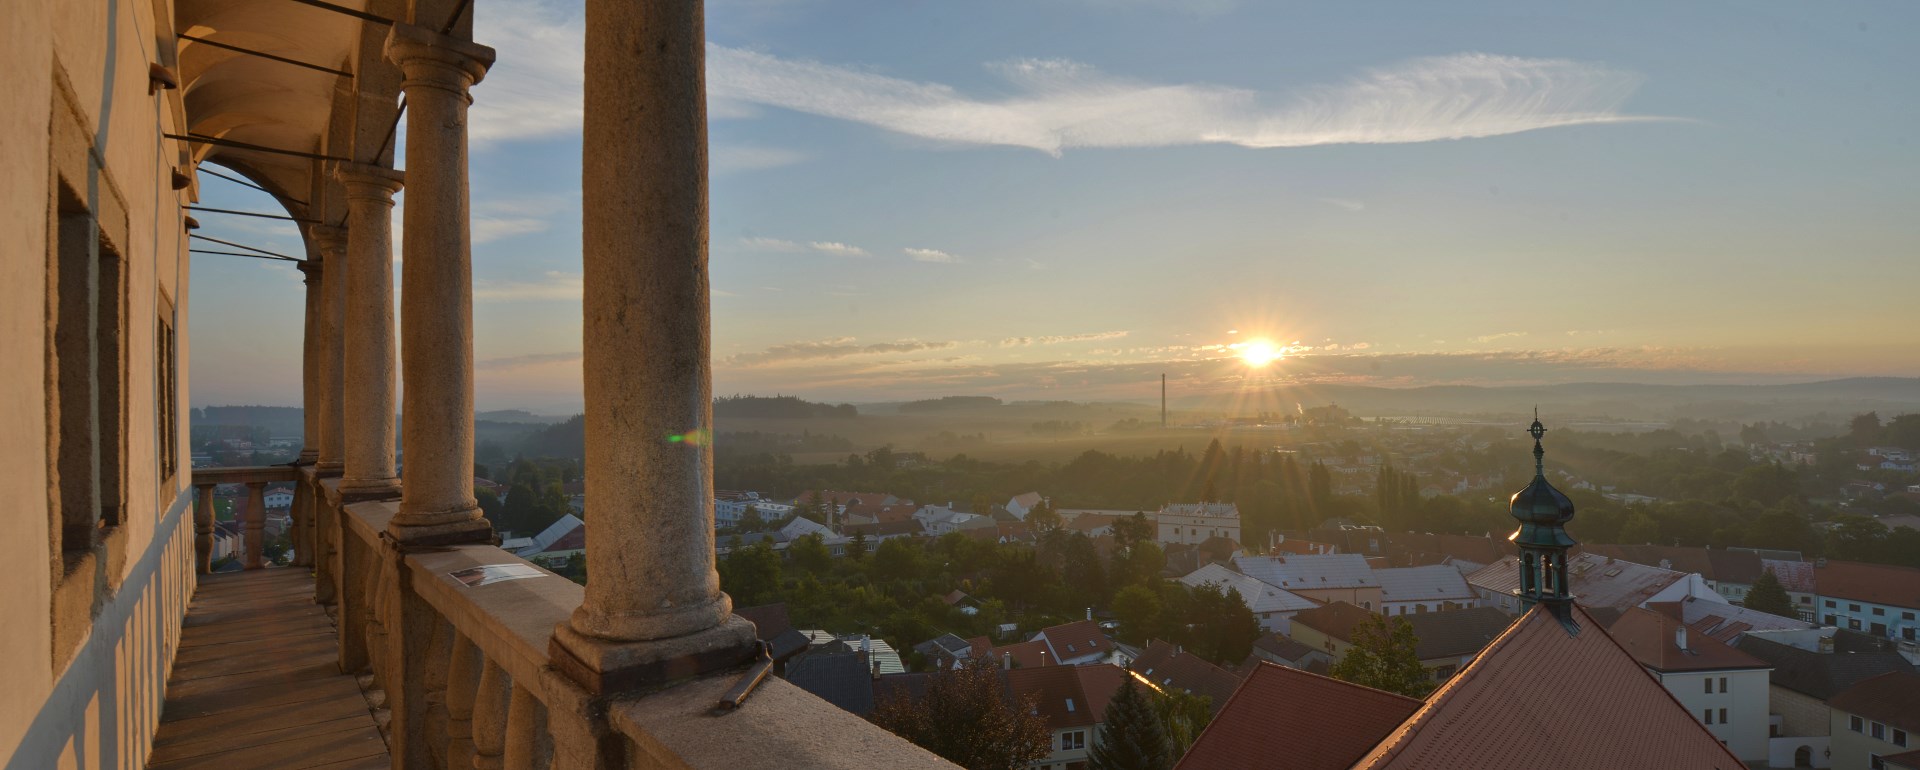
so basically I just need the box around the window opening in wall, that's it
[157,303,178,485]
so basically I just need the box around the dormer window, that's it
[1065,698,1075,712]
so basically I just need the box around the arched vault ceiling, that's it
[175,0,371,214]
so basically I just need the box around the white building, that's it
[1610,608,1774,764]
[1157,502,1240,546]
[714,490,794,528]
[1005,492,1044,521]
[1375,564,1477,616]
[1178,563,1317,634]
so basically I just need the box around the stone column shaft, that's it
[314,226,349,474]
[335,164,405,498]
[298,262,322,465]
[244,482,267,569]
[551,0,754,692]
[385,23,492,543]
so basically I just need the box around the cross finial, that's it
[1529,410,1547,476]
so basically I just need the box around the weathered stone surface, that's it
[335,162,405,499]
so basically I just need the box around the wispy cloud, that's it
[708,48,1660,156]
[726,337,960,366]
[477,351,582,370]
[739,236,803,252]
[808,241,870,257]
[905,247,962,263]
[1000,330,1131,346]
[474,271,581,301]
[1319,197,1365,212]
[712,144,809,173]
[471,1,584,142]
[1470,331,1528,344]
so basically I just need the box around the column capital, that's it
[333,162,405,201]
[310,224,348,255]
[384,23,494,97]
[297,258,323,283]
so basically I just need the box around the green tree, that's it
[737,504,765,532]
[1329,615,1433,698]
[1183,582,1260,665]
[718,541,782,607]
[1111,585,1162,645]
[872,538,925,583]
[1089,679,1172,770]
[1026,501,1063,534]
[1618,512,1660,545]
[869,656,1052,770]
[1745,569,1796,619]
[790,533,833,574]
[1151,689,1213,758]
[1850,412,1883,446]
[848,530,868,562]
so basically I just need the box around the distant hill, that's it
[475,409,565,424]
[192,405,304,435]
[898,396,1004,412]
[1173,377,1920,424]
[713,395,857,419]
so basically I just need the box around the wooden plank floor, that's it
[150,567,390,770]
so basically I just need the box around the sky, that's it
[187,0,1920,412]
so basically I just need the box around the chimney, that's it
[1819,635,1835,654]
[1086,607,1093,621]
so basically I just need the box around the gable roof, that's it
[1009,491,1043,509]
[1128,640,1244,711]
[841,519,922,538]
[1608,607,1771,673]
[1828,671,1920,733]
[1290,601,1377,643]
[1399,607,1515,661]
[735,603,792,638]
[1005,664,1118,731]
[1670,596,1810,644]
[1735,630,1917,700]
[1179,563,1318,615]
[1250,633,1317,663]
[786,650,877,716]
[1375,565,1475,604]
[1233,553,1379,591]
[1761,559,1816,593]
[992,639,1056,669]
[1814,559,1920,609]
[1354,605,1746,770]
[1176,662,1422,770]
[1035,619,1113,661]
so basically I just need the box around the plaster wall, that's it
[1,0,196,764]
[1657,668,1772,762]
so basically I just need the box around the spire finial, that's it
[1529,410,1547,477]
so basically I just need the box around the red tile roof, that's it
[991,639,1056,669]
[1353,605,1746,770]
[1176,663,1422,770]
[1813,560,1920,610]
[1004,664,1127,731]
[1128,640,1244,712]
[1037,619,1113,660]
[1608,607,1770,673]
[1828,671,1920,733]
[1290,601,1377,644]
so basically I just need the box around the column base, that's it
[337,478,403,504]
[384,511,493,547]
[549,615,758,697]
[313,463,345,478]
[296,450,318,466]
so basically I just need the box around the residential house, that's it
[1608,607,1774,763]
[1127,640,1245,713]
[1374,564,1477,616]
[1398,608,1514,683]
[263,487,295,510]
[735,603,812,671]
[1828,671,1920,770]
[511,514,586,567]
[1060,509,1149,539]
[778,516,852,555]
[841,519,922,551]
[1244,634,1326,672]
[1178,563,1318,634]
[1766,559,1822,620]
[1736,627,1917,765]
[1159,502,1241,546]
[1585,543,1765,606]
[1665,596,1813,645]
[1466,551,1724,616]
[1813,560,1920,642]
[1006,492,1045,521]
[1286,601,1376,661]
[715,490,795,528]
[989,639,1058,669]
[1033,619,1115,666]
[913,633,979,671]
[913,504,990,536]
[1234,553,1383,611]
[785,645,877,716]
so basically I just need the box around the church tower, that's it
[1509,412,1578,621]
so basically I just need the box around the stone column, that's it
[244,482,267,569]
[313,226,349,476]
[297,261,322,465]
[550,0,754,694]
[384,23,492,545]
[334,163,405,500]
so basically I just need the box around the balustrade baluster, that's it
[503,683,552,770]
[446,631,481,770]
[472,659,510,770]
[193,483,215,573]
[243,481,267,569]
[424,617,453,769]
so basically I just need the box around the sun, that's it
[1236,338,1282,368]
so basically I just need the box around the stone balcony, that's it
[174,468,955,770]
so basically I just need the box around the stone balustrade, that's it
[322,488,953,770]
[190,465,301,573]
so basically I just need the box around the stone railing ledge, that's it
[610,673,959,770]
[403,542,582,691]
